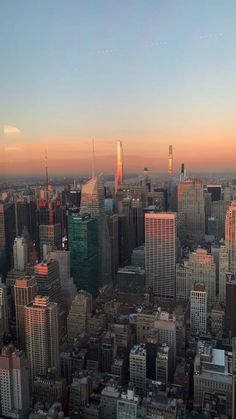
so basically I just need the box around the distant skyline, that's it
[1,0,236,174]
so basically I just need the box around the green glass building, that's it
[68,212,98,296]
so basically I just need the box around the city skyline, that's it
[1,1,236,174]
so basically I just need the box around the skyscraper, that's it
[190,283,207,335]
[80,174,111,285]
[24,295,59,381]
[115,140,123,193]
[168,145,173,177]
[145,213,176,298]
[13,236,28,271]
[0,203,16,275]
[0,345,30,419]
[68,212,98,295]
[0,279,8,343]
[67,291,93,342]
[178,178,205,241]
[34,259,61,304]
[14,276,38,350]
[225,202,236,274]
[129,345,147,396]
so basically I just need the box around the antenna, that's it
[92,139,95,178]
[45,149,49,200]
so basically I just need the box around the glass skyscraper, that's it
[68,212,98,296]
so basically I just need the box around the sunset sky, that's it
[1,0,236,175]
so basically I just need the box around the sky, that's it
[0,0,236,175]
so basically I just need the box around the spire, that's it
[168,145,173,177]
[92,139,95,178]
[45,149,49,200]
[115,140,123,193]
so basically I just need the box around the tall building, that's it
[39,224,61,260]
[13,236,28,271]
[190,283,207,335]
[153,311,177,372]
[49,250,77,312]
[0,279,8,343]
[67,291,93,342]
[0,203,16,274]
[211,200,229,240]
[176,248,216,303]
[34,259,61,304]
[14,276,38,350]
[219,245,229,303]
[178,178,205,241]
[24,296,60,381]
[225,202,236,274]
[80,174,111,285]
[129,344,147,396]
[68,212,98,295]
[145,213,176,298]
[0,345,30,419]
[156,344,171,385]
[225,276,236,338]
[168,145,173,177]
[115,140,124,193]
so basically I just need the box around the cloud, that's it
[3,125,21,135]
[4,146,21,152]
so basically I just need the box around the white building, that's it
[190,283,207,334]
[13,237,27,271]
[145,213,176,298]
[129,345,147,396]
[0,345,30,418]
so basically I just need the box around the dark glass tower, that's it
[68,212,98,296]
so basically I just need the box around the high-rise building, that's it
[0,279,8,343]
[34,259,61,304]
[49,250,76,312]
[207,185,222,202]
[115,140,123,193]
[14,276,38,350]
[129,344,147,396]
[0,203,16,275]
[39,224,61,260]
[211,200,229,240]
[225,202,236,274]
[80,174,111,285]
[107,214,119,279]
[156,344,171,385]
[153,311,177,372]
[145,213,176,298]
[168,145,173,177]
[0,345,30,419]
[67,291,93,342]
[218,245,229,303]
[225,276,236,338]
[24,296,60,381]
[13,236,28,271]
[190,283,207,335]
[176,248,216,303]
[68,212,98,295]
[178,178,205,241]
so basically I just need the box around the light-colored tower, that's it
[0,344,30,419]
[178,178,205,241]
[115,140,123,192]
[153,311,177,371]
[145,213,176,298]
[24,295,59,381]
[190,283,207,334]
[129,345,147,396]
[14,276,38,350]
[219,245,229,303]
[13,236,28,271]
[168,145,173,177]
[80,174,111,285]
[67,290,93,343]
[225,202,236,274]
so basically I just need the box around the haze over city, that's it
[1,0,236,174]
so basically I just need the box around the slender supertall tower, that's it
[168,145,173,177]
[115,141,123,192]
[45,149,49,201]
